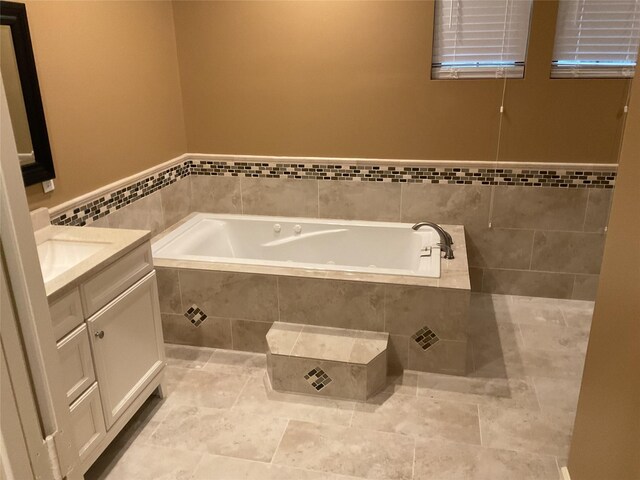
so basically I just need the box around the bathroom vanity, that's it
[36,224,165,474]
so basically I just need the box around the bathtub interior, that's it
[152,213,442,278]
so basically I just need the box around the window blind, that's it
[552,0,640,78]
[432,0,534,79]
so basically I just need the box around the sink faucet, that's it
[412,221,455,259]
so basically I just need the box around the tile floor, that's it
[85,293,593,480]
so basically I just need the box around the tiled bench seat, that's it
[266,322,388,401]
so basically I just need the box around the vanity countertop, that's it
[35,225,150,302]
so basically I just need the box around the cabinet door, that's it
[87,271,164,429]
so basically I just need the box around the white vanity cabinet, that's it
[49,242,165,472]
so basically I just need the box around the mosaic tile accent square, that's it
[304,367,332,391]
[412,326,440,351]
[184,305,207,327]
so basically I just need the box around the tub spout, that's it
[412,221,454,260]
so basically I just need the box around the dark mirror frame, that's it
[1,1,55,186]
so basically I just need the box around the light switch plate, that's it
[42,179,55,193]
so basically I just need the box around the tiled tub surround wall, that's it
[51,160,191,230]
[155,265,471,375]
[49,155,615,300]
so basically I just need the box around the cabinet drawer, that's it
[57,324,96,405]
[50,288,84,341]
[88,271,164,429]
[81,243,153,317]
[69,383,106,464]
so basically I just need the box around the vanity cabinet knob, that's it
[95,330,105,339]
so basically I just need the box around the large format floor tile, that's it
[273,420,415,480]
[416,372,539,411]
[149,404,289,462]
[85,293,591,480]
[85,443,202,480]
[413,438,559,480]
[164,344,214,369]
[471,296,566,327]
[519,323,590,354]
[532,376,582,413]
[514,348,586,380]
[351,392,481,445]
[192,454,360,480]
[559,303,594,331]
[203,349,267,377]
[233,374,355,426]
[479,404,574,457]
[471,340,586,380]
[84,396,173,480]
[162,367,249,409]
[382,372,419,396]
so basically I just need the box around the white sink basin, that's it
[37,239,106,283]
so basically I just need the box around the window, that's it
[552,0,640,78]
[432,0,534,79]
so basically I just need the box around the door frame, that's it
[1,254,39,480]
[0,73,80,478]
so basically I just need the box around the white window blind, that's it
[552,0,640,78]
[432,0,534,79]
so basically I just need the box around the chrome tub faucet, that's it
[412,221,455,259]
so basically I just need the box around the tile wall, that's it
[156,266,470,374]
[50,156,614,300]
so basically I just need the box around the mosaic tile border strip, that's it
[192,160,616,188]
[50,162,191,227]
[50,156,616,227]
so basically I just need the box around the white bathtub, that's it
[152,213,441,278]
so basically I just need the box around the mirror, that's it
[1,25,33,166]
[1,1,55,186]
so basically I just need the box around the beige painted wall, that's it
[172,0,629,163]
[24,0,186,209]
[567,76,640,479]
[20,0,632,210]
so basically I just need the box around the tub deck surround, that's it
[34,224,150,302]
[45,153,615,300]
[153,214,471,375]
[266,322,388,401]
